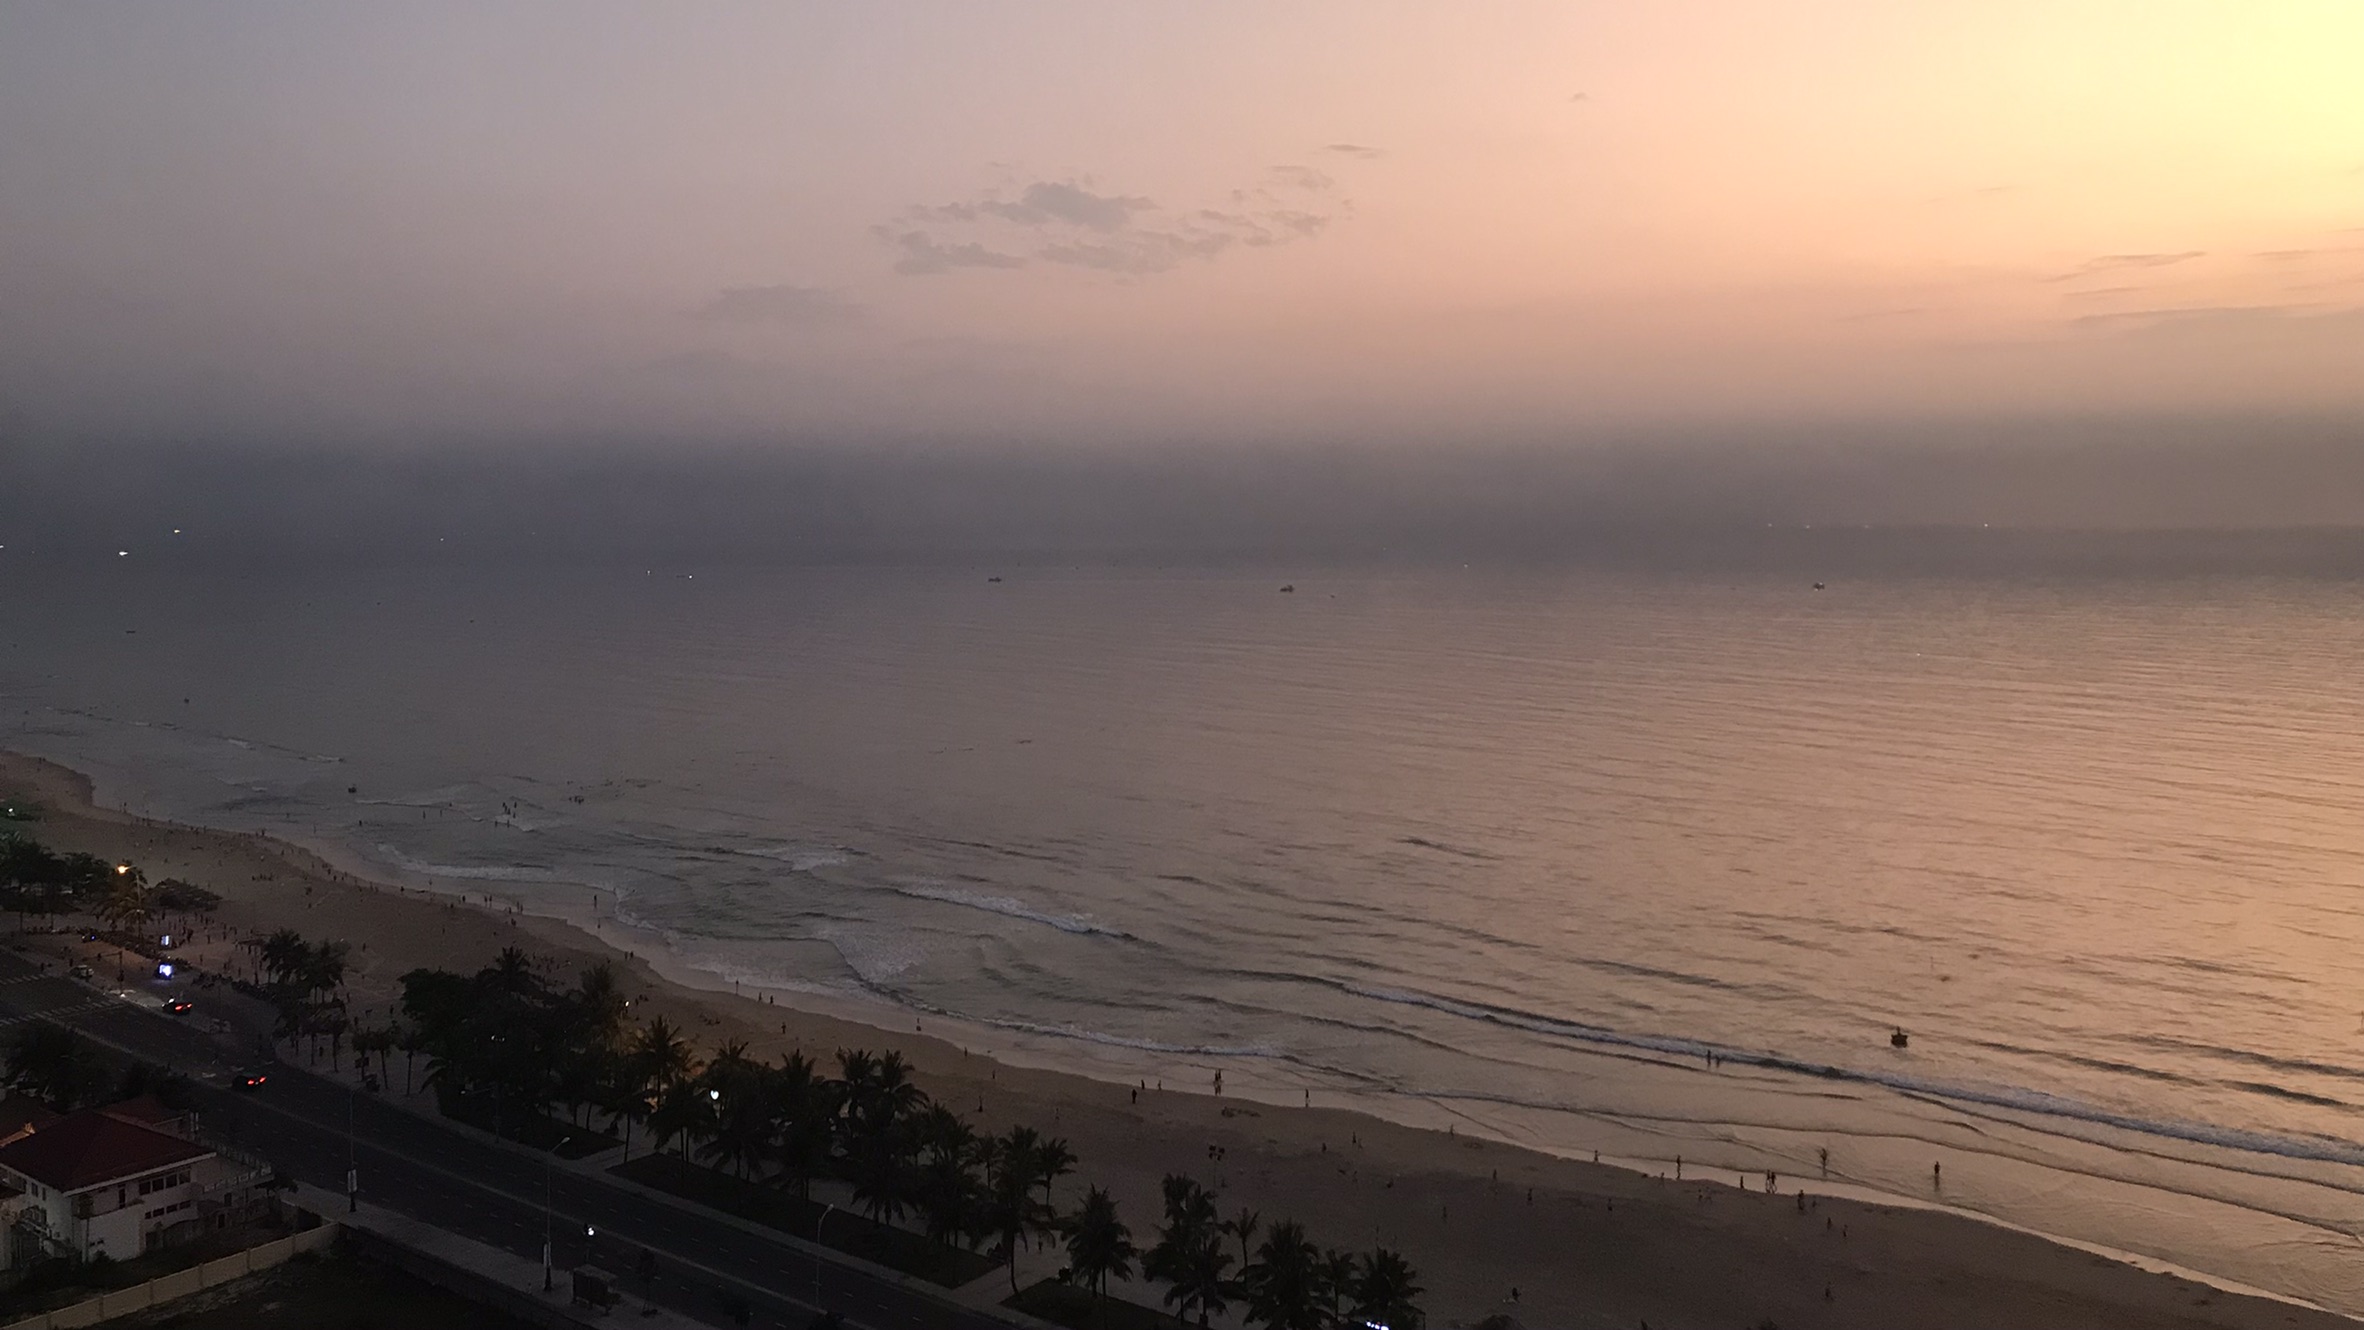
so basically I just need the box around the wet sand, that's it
[4,748,2349,1329]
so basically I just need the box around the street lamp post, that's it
[345,1088,357,1213]
[544,1136,571,1293]
[543,1149,554,1291]
[814,1203,834,1308]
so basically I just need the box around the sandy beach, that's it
[3,748,2347,1330]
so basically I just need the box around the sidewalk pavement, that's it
[293,1182,711,1330]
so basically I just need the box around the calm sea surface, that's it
[7,556,2364,1308]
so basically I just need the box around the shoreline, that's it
[4,745,2354,1329]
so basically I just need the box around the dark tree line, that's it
[0,833,221,939]
[398,949,1425,1328]
[0,831,114,925]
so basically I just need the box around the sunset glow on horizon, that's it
[4,1,2362,441]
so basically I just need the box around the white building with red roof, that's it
[0,1100,265,1264]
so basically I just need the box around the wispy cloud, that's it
[883,165,1353,277]
[2070,302,2363,334]
[1321,143,1385,159]
[2047,251,2206,283]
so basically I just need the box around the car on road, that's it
[68,963,93,979]
[231,1068,269,1091]
[161,997,193,1015]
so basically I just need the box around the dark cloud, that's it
[877,229,1027,276]
[887,169,1340,277]
[981,181,1152,231]
[1040,232,1236,274]
[1321,143,1385,158]
[1569,91,1590,102]
[697,284,860,324]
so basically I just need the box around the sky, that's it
[3,2,2363,460]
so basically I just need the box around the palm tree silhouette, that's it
[1240,1218,1324,1330]
[1064,1185,1137,1317]
[1348,1248,1424,1329]
[1146,1174,1230,1327]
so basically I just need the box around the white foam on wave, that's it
[372,844,555,883]
[885,879,1132,938]
[749,844,850,873]
[812,922,925,983]
[1330,977,2364,1169]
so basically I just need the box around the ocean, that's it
[7,551,2364,1311]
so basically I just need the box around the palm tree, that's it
[599,1049,652,1162]
[260,929,310,986]
[98,865,151,936]
[395,1020,423,1095]
[1034,1135,1076,1211]
[985,1126,1058,1294]
[1320,1248,1359,1327]
[770,1051,836,1201]
[700,1047,776,1181]
[1064,1186,1137,1309]
[489,945,539,995]
[912,1104,982,1247]
[1146,1174,1229,1327]
[634,1016,697,1090]
[1226,1205,1261,1267]
[1348,1248,1424,1330]
[647,1077,712,1158]
[1168,1231,1233,1327]
[1240,1219,1325,1330]
[847,1119,914,1225]
[571,962,629,1051]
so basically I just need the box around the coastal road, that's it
[0,949,1011,1330]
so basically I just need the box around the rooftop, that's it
[0,1109,211,1193]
